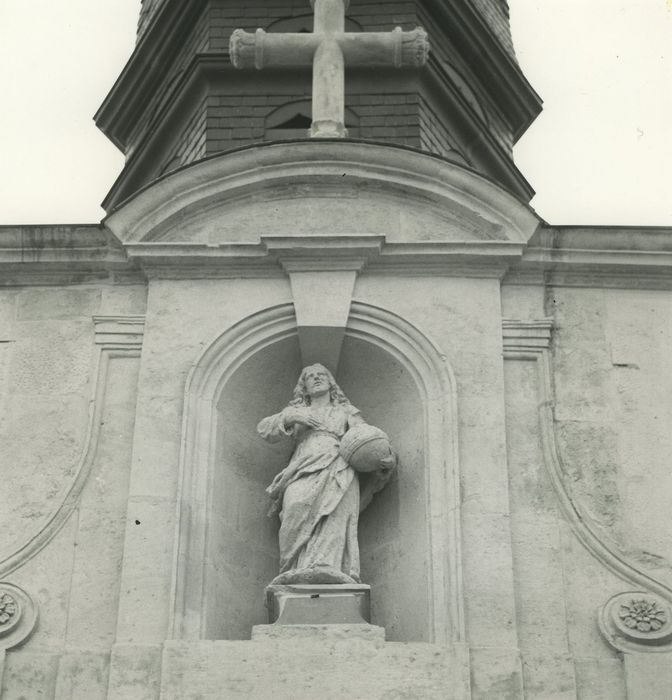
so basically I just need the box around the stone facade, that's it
[1,2,671,699]
[2,143,672,699]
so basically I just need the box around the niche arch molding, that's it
[169,301,464,645]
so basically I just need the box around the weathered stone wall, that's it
[2,277,670,698]
[551,286,672,584]
[0,280,146,698]
[501,277,672,699]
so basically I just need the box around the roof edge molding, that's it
[428,0,541,141]
[95,0,206,149]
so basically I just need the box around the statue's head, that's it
[290,364,350,406]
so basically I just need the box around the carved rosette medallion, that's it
[0,592,20,636]
[599,591,672,653]
[0,582,38,650]
[618,598,667,633]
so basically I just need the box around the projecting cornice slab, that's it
[0,224,136,285]
[506,225,672,289]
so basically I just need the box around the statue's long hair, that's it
[289,364,351,407]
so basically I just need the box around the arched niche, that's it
[206,335,301,640]
[338,334,427,641]
[170,302,463,645]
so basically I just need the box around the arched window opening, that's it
[265,100,360,140]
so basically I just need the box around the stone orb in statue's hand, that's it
[339,424,397,473]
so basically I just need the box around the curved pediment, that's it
[105,141,540,258]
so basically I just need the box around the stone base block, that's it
[107,643,162,700]
[161,635,469,700]
[265,583,371,625]
[54,651,110,700]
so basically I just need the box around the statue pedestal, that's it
[263,583,372,625]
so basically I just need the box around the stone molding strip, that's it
[0,317,145,577]
[93,315,146,347]
[502,320,672,611]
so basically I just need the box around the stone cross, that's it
[230,0,429,138]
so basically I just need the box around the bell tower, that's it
[95,0,541,211]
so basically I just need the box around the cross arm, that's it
[230,29,318,69]
[231,27,429,71]
[339,28,429,68]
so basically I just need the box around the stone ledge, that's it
[251,623,385,643]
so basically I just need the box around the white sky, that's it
[0,0,670,225]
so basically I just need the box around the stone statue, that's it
[257,364,396,585]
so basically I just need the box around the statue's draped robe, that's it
[257,403,364,580]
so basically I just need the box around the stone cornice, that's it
[0,224,117,257]
[505,225,672,289]
[120,237,523,279]
[0,224,138,285]
[2,216,671,289]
